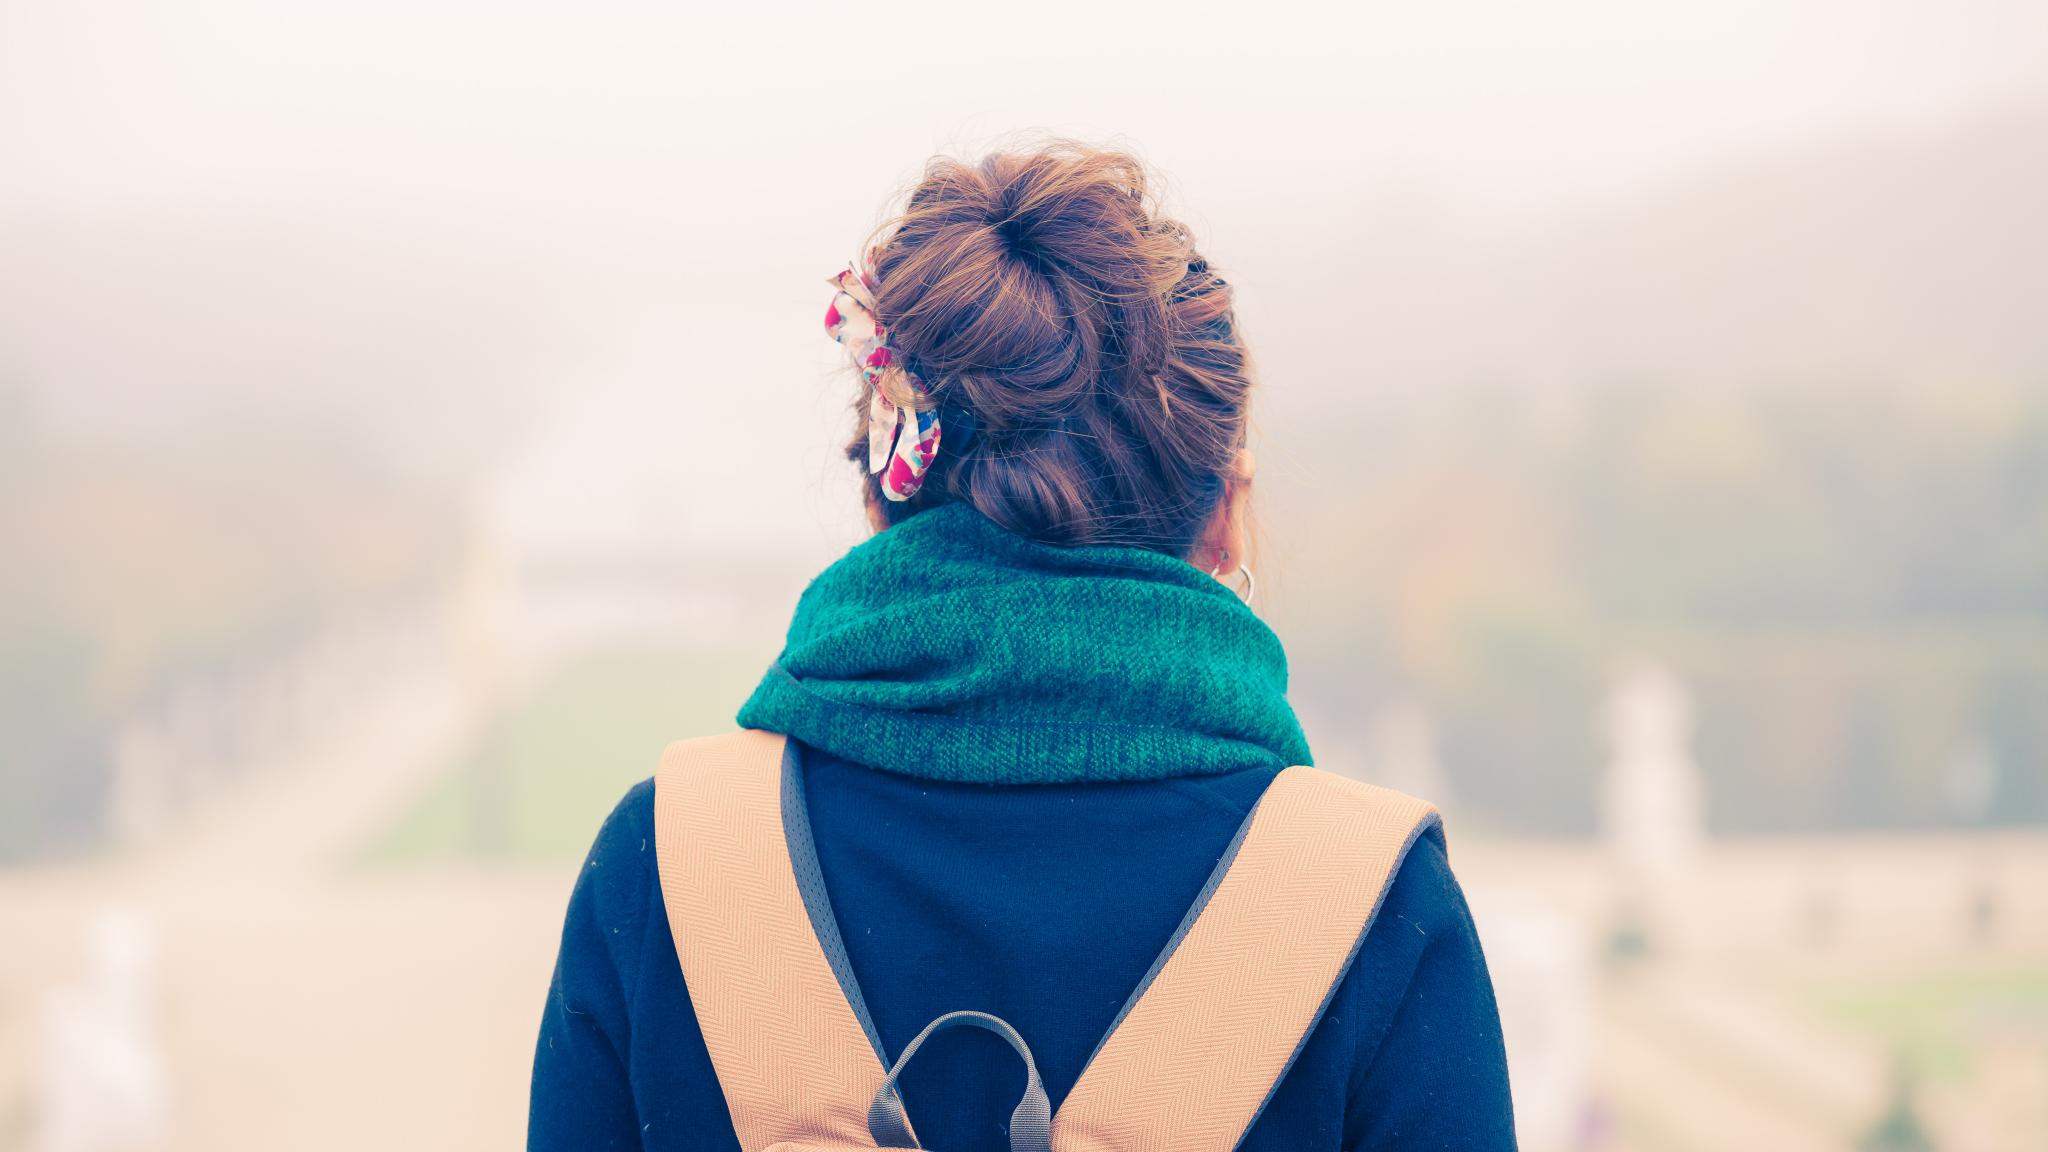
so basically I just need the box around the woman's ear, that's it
[1193,450,1255,577]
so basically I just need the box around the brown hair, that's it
[847,141,1252,556]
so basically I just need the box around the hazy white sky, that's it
[4,0,2045,557]
[5,0,2045,221]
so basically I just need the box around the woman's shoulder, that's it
[569,777,664,959]
[1339,819,1499,1064]
[1337,824,1515,1146]
[585,775,658,867]
[1376,824,1464,947]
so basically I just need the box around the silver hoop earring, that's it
[1210,554,1255,606]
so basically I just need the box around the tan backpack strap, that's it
[653,730,892,1151]
[1053,766,1441,1152]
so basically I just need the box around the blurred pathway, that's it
[1,618,574,1152]
[1594,969,1883,1151]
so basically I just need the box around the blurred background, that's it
[3,1,2046,1148]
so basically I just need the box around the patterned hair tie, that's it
[825,265,941,502]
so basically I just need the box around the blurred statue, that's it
[457,519,517,854]
[1598,660,1704,957]
[37,907,168,1152]
[1939,740,1997,826]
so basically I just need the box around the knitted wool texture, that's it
[737,503,1312,784]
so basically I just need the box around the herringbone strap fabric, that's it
[655,731,890,1152]
[1052,766,1440,1152]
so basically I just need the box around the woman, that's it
[530,142,1515,1151]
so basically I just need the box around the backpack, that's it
[654,730,1440,1152]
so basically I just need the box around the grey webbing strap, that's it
[866,1011,1052,1152]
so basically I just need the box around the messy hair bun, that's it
[848,141,1252,555]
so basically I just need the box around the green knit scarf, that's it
[737,503,1312,784]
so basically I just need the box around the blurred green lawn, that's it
[366,644,773,862]
[1808,967,2048,1081]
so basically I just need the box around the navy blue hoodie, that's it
[528,742,1516,1150]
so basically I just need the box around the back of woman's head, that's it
[847,141,1252,556]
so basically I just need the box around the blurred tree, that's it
[1269,379,2048,836]
[0,395,461,859]
[1857,1059,1937,1152]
